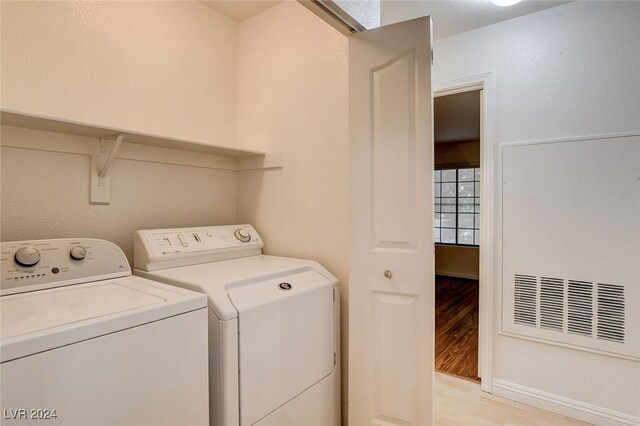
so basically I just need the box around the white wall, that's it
[1,126,237,264]
[235,1,349,419]
[0,1,238,146]
[383,1,640,422]
[1,2,240,262]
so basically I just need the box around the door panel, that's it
[372,292,419,424]
[372,49,418,251]
[349,17,434,426]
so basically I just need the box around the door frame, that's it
[433,72,495,393]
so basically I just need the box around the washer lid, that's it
[228,269,335,426]
[0,276,207,362]
[2,282,163,339]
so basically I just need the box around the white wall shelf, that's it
[0,110,266,157]
[1,110,282,205]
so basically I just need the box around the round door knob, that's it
[384,269,392,279]
[234,228,252,243]
[15,246,41,267]
[70,246,87,260]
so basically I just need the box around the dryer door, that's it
[227,269,334,426]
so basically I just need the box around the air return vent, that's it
[505,274,635,358]
[597,283,626,343]
[514,274,537,327]
[567,280,593,337]
[501,138,639,360]
[540,277,564,331]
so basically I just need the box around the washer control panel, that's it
[1,239,130,295]
[134,224,263,271]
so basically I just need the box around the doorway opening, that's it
[434,89,482,382]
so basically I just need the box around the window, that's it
[434,168,480,246]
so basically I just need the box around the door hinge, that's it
[333,288,335,301]
[334,352,336,365]
[431,48,434,66]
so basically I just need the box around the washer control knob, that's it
[70,246,87,260]
[15,247,41,267]
[234,228,252,243]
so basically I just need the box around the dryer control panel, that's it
[134,225,263,271]
[1,239,131,296]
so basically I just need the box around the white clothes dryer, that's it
[1,238,209,426]
[133,225,340,426]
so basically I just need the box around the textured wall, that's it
[1,126,237,265]
[0,1,240,263]
[385,0,640,420]
[1,1,238,147]
[235,1,349,418]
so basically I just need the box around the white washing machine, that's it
[133,225,340,426]
[1,238,209,426]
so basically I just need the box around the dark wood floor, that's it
[435,275,480,382]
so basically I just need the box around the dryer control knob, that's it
[234,228,252,243]
[70,246,87,260]
[15,246,41,267]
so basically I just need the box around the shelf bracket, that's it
[90,133,126,205]
[99,132,125,179]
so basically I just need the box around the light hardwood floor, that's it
[435,372,590,425]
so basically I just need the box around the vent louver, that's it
[597,283,626,343]
[540,277,564,331]
[514,274,537,327]
[510,275,629,353]
[567,280,593,337]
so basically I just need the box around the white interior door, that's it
[348,17,434,426]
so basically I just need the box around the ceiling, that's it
[201,1,571,39]
[435,90,481,144]
[381,0,572,39]
[200,1,283,22]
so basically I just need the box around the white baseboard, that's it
[492,379,640,426]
